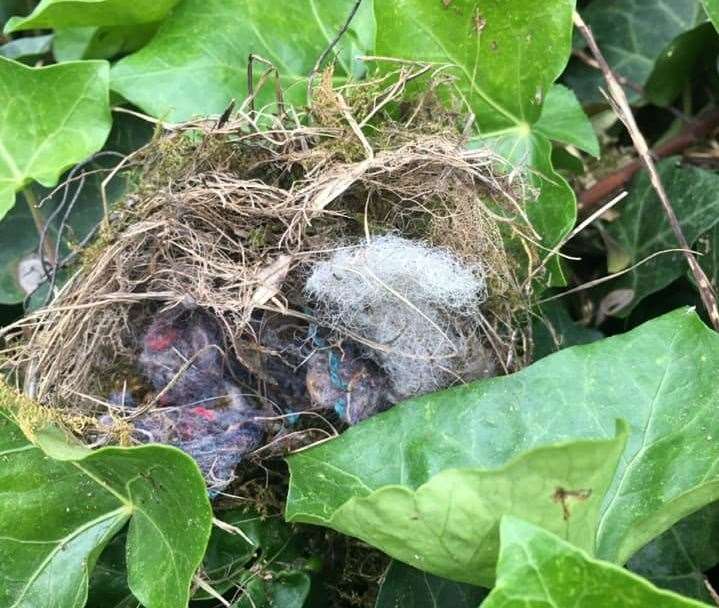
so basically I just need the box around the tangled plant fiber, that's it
[305,234,493,399]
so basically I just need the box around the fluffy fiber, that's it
[305,235,492,399]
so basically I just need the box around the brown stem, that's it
[580,107,719,211]
[574,11,719,331]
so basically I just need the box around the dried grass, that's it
[0,65,540,455]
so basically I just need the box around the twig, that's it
[580,107,719,211]
[22,188,56,266]
[307,0,363,104]
[704,577,719,607]
[574,10,719,331]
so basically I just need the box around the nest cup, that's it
[0,66,540,490]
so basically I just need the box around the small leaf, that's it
[645,23,719,106]
[110,0,375,122]
[535,84,600,157]
[375,560,488,608]
[603,160,719,317]
[0,34,53,61]
[482,517,710,607]
[0,393,212,608]
[0,58,111,220]
[532,300,603,359]
[628,502,719,603]
[4,0,180,32]
[286,308,719,581]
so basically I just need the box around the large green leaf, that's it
[375,560,488,608]
[0,395,212,608]
[110,0,375,122]
[293,429,625,586]
[286,308,719,582]
[628,503,719,603]
[0,58,111,220]
[4,0,179,32]
[482,517,710,607]
[564,0,705,105]
[376,0,578,283]
[602,160,719,317]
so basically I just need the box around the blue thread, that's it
[334,399,347,418]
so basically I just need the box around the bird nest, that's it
[0,67,541,491]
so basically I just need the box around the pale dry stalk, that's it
[573,11,719,331]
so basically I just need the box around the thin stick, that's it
[307,0,363,104]
[704,577,719,607]
[574,10,719,331]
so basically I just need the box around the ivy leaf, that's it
[376,0,578,284]
[286,308,719,582]
[535,84,600,157]
[0,57,111,220]
[644,23,719,106]
[628,503,719,603]
[565,0,705,105]
[110,0,375,122]
[375,560,488,608]
[602,160,719,317]
[0,391,212,608]
[4,0,180,32]
[482,517,710,607]
[532,300,603,359]
[289,424,627,586]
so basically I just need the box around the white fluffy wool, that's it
[304,235,490,399]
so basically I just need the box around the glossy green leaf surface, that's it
[110,0,375,122]
[4,0,179,32]
[0,34,52,61]
[0,58,111,220]
[532,300,603,360]
[565,0,704,104]
[376,0,578,284]
[312,430,625,586]
[628,502,719,603]
[375,560,487,608]
[0,402,212,608]
[645,23,719,106]
[482,517,710,607]
[535,84,599,157]
[603,160,719,317]
[287,308,719,582]
[53,24,158,61]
